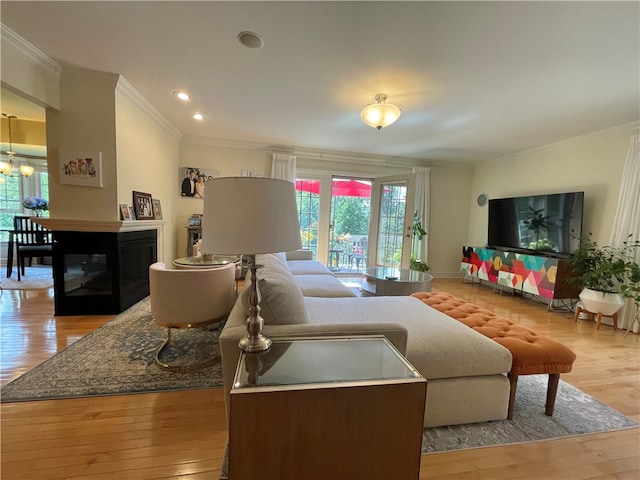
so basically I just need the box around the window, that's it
[0,164,49,242]
[295,178,320,259]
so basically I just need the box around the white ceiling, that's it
[1,1,638,164]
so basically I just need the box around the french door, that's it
[368,174,416,269]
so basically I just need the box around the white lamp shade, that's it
[201,177,302,255]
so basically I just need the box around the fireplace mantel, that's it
[34,218,165,233]
[34,218,165,262]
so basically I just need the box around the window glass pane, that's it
[295,179,320,259]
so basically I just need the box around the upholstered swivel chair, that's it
[149,262,236,372]
[13,216,53,281]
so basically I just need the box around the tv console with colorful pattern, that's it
[460,247,579,308]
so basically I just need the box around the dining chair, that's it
[13,216,53,281]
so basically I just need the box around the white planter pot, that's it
[579,288,625,316]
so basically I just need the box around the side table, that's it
[172,255,239,268]
[228,336,426,480]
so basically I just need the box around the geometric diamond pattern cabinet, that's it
[461,247,579,306]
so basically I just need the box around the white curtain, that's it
[270,153,296,182]
[412,167,431,264]
[609,133,640,331]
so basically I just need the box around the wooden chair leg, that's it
[612,312,618,330]
[545,373,560,416]
[596,312,602,330]
[507,373,518,419]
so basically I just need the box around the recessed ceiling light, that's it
[238,31,264,49]
[193,113,204,121]
[174,91,190,101]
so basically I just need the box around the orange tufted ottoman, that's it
[411,291,576,419]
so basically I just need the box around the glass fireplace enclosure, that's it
[52,229,157,315]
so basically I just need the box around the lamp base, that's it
[238,334,272,352]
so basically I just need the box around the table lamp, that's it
[201,177,302,352]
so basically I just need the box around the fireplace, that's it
[34,218,165,316]
[50,229,157,315]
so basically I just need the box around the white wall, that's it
[177,139,474,273]
[466,123,638,249]
[46,66,119,220]
[115,86,181,262]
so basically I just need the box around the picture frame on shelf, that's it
[188,214,202,226]
[59,150,103,187]
[128,206,136,220]
[152,199,163,220]
[133,191,154,220]
[119,203,131,220]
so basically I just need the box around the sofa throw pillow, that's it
[240,262,310,325]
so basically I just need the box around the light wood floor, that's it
[1,279,638,479]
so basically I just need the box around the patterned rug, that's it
[0,297,223,402]
[1,265,53,290]
[422,374,638,453]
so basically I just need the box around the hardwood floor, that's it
[1,279,638,479]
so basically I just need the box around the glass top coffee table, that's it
[362,266,433,296]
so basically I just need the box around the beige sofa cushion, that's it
[303,296,512,380]
[241,254,310,325]
[294,275,357,297]
[287,259,335,276]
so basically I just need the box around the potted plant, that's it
[568,233,640,320]
[410,212,429,272]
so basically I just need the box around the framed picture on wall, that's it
[59,150,103,187]
[133,191,154,220]
[178,166,220,198]
[152,199,163,220]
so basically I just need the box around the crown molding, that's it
[116,77,182,141]
[489,121,640,164]
[181,134,461,170]
[1,24,61,77]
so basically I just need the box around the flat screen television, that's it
[487,191,584,257]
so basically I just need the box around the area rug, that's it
[1,264,53,290]
[421,374,638,454]
[0,297,223,402]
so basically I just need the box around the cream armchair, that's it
[149,261,236,372]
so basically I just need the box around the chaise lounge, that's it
[219,251,513,428]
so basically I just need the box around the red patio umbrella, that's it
[331,179,372,197]
[295,179,372,198]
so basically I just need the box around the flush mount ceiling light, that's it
[173,91,191,101]
[238,31,264,49]
[193,113,204,121]
[360,94,402,130]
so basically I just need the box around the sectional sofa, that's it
[219,251,513,428]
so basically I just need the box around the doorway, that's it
[369,174,416,269]
[328,176,372,274]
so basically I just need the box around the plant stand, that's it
[574,301,618,330]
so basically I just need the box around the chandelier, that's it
[1,114,34,177]
[360,93,402,130]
